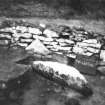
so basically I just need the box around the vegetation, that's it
[0,0,105,19]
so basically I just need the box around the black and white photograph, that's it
[0,0,105,105]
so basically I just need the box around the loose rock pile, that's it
[0,20,105,75]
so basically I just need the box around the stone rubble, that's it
[0,20,105,75]
[28,27,42,35]
[43,29,59,38]
[100,50,105,61]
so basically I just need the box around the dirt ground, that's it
[0,17,105,34]
[12,17,105,35]
[1,73,105,105]
[0,17,105,105]
[20,73,105,105]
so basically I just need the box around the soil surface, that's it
[0,70,105,105]
[0,18,105,105]
[0,46,29,81]
[10,18,105,35]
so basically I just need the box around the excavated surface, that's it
[0,46,30,81]
[0,19,105,105]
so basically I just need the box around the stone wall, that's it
[0,20,105,75]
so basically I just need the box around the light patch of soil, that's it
[9,18,105,35]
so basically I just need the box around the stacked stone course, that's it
[0,20,105,74]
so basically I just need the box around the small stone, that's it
[20,38,33,43]
[0,40,9,45]
[54,52,63,55]
[74,26,85,31]
[67,54,76,59]
[59,42,68,47]
[65,40,75,44]
[43,29,58,38]
[16,26,28,33]
[100,76,105,80]
[73,46,84,54]
[77,41,101,48]
[82,39,98,44]
[12,26,16,30]
[18,43,28,48]
[2,83,6,89]
[50,42,58,46]
[13,33,32,39]
[99,61,105,66]
[44,38,54,42]
[59,32,70,39]
[100,50,105,61]
[50,48,59,52]
[97,66,105,75]
[87,47,100,53]
[39,23,46,28]
[36,36,46,41]
[59,47,71,51]
[28,27,42,35]
[1,27,13,33]
[57,39,65,43]
[33,34,40,39]
[43,41,51,45]
[84,52,93,56]
[0,34,12,39]
[20,33,32,39]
